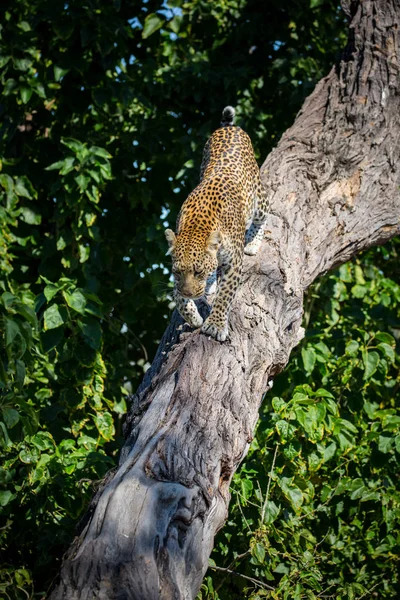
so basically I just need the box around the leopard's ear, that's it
[165,229,176,255]
[206,230,222,254]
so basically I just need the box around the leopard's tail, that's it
[221,106,235,126]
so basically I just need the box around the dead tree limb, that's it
[49,1,400,598]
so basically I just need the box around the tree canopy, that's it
[0,1,399,598]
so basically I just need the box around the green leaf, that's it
[44,284,59,302]
[142,13,164,39]
[345,340,359,356]
[14,58,33,71]
[377,343,395,363]
[44,304,65,330]
[54,65,69,81]
[20,206,42,224]
[93,412,115,441]
[0,174,14,203]
[239,477,253,502]
[31,432,54,451]
[78,318,102,349]
[272,397,286,412]
[363,400,379,419]
[314,388,334,399]
[276,419,296,441]
[0,55,10,69]
[279,477,303,511]
[378,435,393,454]
[46,160,66,171]
[77,435,97,450]
[323,441,337,463]
[113,397,127,415]
[382,414,400,430]
[33,82,46,98]
[168,15,182,34]
[57,235,67,251]
[61,137,85,153]
[2,292,15,308]
[336,431,355,451]
[75,173,89,191]
[0,422,12,447]
[60,156,76,175]
[302,347,316,373]
[3,78,17,95]
[354,265,366,284]
[90,146,112,159]
[4,316,19,346]
[19,447,40,464]
[349,478,366,500]
[0,490,13,507]
[15,176,35,199]
[99,162,112,180]
[79,244,90,263]
[263,500,280,525]
[2,407,20,429]
[375,332,395,345]
[18,21,31,31]
[308,451,322,472]
[314,341,330,358]
[63,289,86,314]
[338,418,358,433]
[252,542,265,564]
[15,359,26,386]
[20,86,33,104]
[363,351,380,380]
[351,284,368,298]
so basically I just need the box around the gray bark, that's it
[49,1,400,598]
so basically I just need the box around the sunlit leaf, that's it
[142,13,164,39]
[363,351,380,380]
[43,304,65,330]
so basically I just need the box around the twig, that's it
[214,551,250,594]
[209,564,275,591]
[316,584,335,598]
[237,499,253,533]
[356,582,380,599]
[261,442,279,523]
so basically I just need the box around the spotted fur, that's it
[165,106,268,341]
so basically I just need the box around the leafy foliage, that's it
[200,240,400,599]
[1,0,390,597]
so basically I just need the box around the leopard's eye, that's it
[193,266,204,276]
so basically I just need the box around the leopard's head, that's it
[165,229,221,299]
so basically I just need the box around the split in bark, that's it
[49,1,400,598]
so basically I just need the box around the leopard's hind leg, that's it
[245,179,268,256]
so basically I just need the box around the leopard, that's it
[165,106,268,342]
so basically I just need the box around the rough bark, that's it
[49,1,400,598]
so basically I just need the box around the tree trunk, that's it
[49,1,400,598]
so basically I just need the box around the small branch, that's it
[261,443,279,523]
[356,582,380,599]
[214,551,250,594]
[209,565,275,592]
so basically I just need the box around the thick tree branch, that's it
[49,1,400,598]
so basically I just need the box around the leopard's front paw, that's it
[186,311,204,329]
[244,239,262,256]
[201,317,229,342]
[176,297,203,329]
